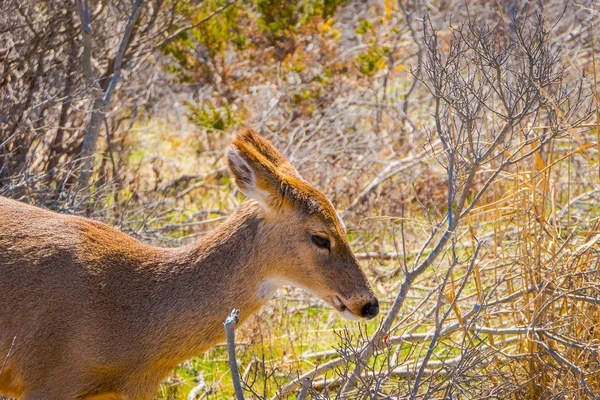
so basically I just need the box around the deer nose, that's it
[360,299,379,319]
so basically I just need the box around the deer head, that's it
[226,129,379,320]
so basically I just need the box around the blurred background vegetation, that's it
[1,0,600,398]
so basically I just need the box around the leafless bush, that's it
[258,8,597,400]
[0,0,211,211]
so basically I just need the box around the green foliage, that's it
[256,0,301,38]
[162,0,346,73]
[356,45,390,76]
[159,0,349,132]
[321,0,346,18]
[355,18,372,35]
[256,0,346,36]
[192,0,244,57]
[186,101,233,131]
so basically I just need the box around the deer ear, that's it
[235,129,301,178]
[226,140,281,210]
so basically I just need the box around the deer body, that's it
[0,130,378,399]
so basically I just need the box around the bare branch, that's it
[78,0,145,190]
[224,309,244,400]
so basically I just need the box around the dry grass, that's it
[2,0,600,399]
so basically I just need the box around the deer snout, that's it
[360,299,379,319]
[333,294,379,320]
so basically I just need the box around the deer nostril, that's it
[360,300,379,319]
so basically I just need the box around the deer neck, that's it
[145,201,281,367]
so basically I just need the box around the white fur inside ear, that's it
[336,211,347,233]
[227,147,270,210]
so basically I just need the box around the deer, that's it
[0,129,379,400]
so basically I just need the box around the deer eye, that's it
[311,235,331,250]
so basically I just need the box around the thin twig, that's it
[224,309,244,400]
[297,378,311,400]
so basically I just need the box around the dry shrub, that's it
[1,0,600,399]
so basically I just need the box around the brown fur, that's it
[0,130,377,399]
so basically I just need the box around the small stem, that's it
[297,378,311,400]
[224,309,244,400]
